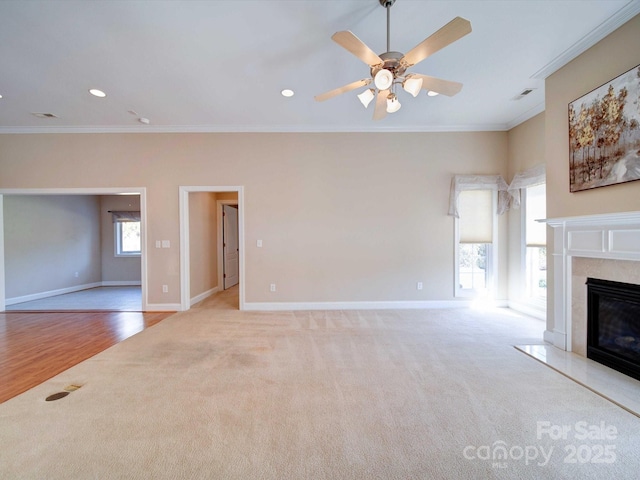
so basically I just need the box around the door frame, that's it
[0,187,148,311]
[179,186,245,311]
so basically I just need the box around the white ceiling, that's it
[1,0,639,134]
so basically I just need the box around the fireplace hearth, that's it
[587,278,640,381]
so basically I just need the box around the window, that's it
[455,189,496,297]
[115,221,141,256]
[111,210,141,256]
[459,243,490,290]
[524,183,546,302]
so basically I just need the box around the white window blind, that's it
[459,189,493,244]
[448,174,510,218]
[525,183,546,246]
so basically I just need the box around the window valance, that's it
[110,211,141,223]
[507,164,546,209]
[448,175,510,218]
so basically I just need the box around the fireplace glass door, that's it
[587,278,640,381]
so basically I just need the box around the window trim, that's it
[520,184,547,310]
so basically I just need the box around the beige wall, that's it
[100,195,142,283]
[3,195,101,299]
[0,132,508,307]
[544,14,640,331]
[189,192,218,300]
[506,113,546,303]
[508,113,545,180]
[546,14,640,218]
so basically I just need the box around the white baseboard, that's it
[543,329,556,345]
[5,282,103,306]
[545,329,567,350]
[190,287,220,307]
[102,281,142,287]
[146,303,181,312]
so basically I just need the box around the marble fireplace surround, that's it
[546,211,640,354]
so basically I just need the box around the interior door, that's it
[223,204,239,289]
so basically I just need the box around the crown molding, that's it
[505,102,546,130]
[532,0,640,79]
[0,123,509,135]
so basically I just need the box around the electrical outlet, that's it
[417,282,423,290]
[162,285,168,293]
[257,239,263,247]
[270,284,276,292]
[155,240,161,248]
[74,272,79,278]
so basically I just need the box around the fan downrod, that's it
[379,0,398,61]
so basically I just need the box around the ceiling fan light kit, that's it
[374,69,394,90]
[386,93,401,113]
[314,0,471,120]
[402,76,423,97]
[357,88,376,108]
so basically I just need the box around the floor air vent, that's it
[31,112,59,119]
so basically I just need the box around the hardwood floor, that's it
[0,310,174,403]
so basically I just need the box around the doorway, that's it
[179,186,245,311]
[0,188,148,312]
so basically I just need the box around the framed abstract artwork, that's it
[568,64,640,192]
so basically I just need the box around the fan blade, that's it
[408,74,463,97]
[373,89,389,121]
[314,78,372,102]
[401,17,471,67]
[332,31,383,66]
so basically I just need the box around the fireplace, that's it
[587,277,640,381]
[545,211,640,354]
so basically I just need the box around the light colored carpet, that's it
[1,291,640,479]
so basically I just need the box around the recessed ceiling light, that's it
[0,94,3,99]
[89,88,106,98]
[427,91,439,97]
[281,89,294,97]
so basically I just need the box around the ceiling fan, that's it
[314,0,471,120]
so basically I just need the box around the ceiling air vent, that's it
[31,112,59,118]
[512,88,536,101]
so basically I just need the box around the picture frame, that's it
[568,63,640,192]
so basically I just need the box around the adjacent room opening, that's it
[0,188,147,312]
[179,186,245,311]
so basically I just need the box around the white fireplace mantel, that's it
[544,211,640,351]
